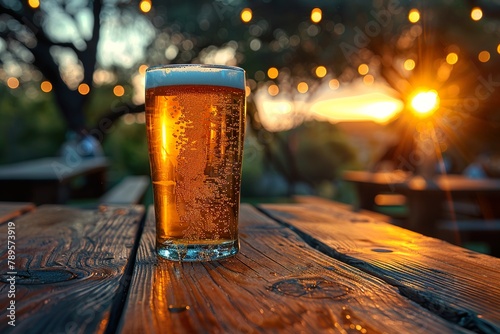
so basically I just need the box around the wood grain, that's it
[0,202,35,224]
[0,204,144,333]
[118,204,470,334]
[293,195,392,222]
[258,202,500,334]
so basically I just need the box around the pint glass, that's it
[145,64,246,261]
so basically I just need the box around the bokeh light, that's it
[404,59,416,70]
[139,64,148,75]
[41,81,52,93]
[139,0,152,13]
[408,9,420,23]
[471,7,483,21]
[297,82,308,93]
[329,79,340,90]
[268,84,279,96]
[358,64,369,75]
[478,50,490,62]
[446,52,458,65]
[311,8,322,23]
[78,83,90,95]
[497,43,500,54]
[363,74,374,85]
[267,67,279,79]
[113,85,125,97]
[7,77,19,89]
[241,8,252,23]
[315,66,327,78]
[28,0,39,9]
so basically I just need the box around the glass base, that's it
[156,239,239,262]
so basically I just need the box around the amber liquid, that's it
[145,85,245,258]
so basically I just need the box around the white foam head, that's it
[146,64,245,90]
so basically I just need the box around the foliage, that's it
[103,120,149,181]
[0,88,65,163]
[2,0,500,197]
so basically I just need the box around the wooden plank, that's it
[0,157,109,182]
[258,203,500,334]
[0,204,145,333]
[0,202,35,224]
[293,195,392,222]
[118,204,469,334]
[99,176,150,205]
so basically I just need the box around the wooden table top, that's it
[0,157,109,182]
[1,199,499,333]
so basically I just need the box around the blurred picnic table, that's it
[1,198,499,333]
[0,157,109,204]
[343,171,500,227]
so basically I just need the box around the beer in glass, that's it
[145,64,246,261]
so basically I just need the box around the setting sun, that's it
[410,90,440,116]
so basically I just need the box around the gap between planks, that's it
[256,202,500,334]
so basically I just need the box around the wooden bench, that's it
[99,175,150,205]
[437,219,500,256]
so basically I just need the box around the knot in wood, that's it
[270,277,351,299]
[0,269,78,285]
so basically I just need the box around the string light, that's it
[113,85,125,97]
[315,66,327,78]
[267,67,278,79]
[28,0,40,9]
[7,77,19,89]
[478,51,490,62]
[297,82,308,93]
[241,8,252,23]
[471,7,483,21]
[78,83,90,95]
[363,74,374,85]
[446,53,458,65]
[358,64,369,75]
[139,0,152,13]
[404,59,416,71]
[311,8,322,23]
[268,84,279,96]
[41,81,52,93]
[329,79,340,90]
[408,9,420,23]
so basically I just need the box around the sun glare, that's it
[410,90,440,116]
[311,92,404,124]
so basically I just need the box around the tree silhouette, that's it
[1,0,104,134]
[2,0,500,187]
